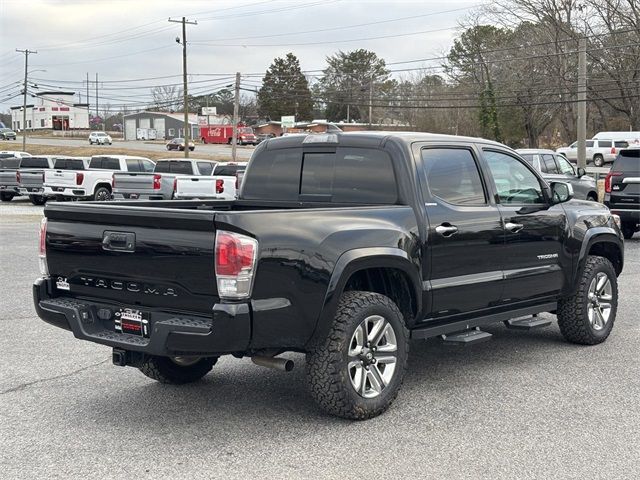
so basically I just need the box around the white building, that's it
[10,91,89,131]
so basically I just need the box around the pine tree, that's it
[258,53,313,121]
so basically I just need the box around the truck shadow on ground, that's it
[81,314,595,433]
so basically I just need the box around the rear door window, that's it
[126,159,142,172]
[196,162,215,175]
[586,141,594,148]
[542,154,559,174]
[421,148,486,205]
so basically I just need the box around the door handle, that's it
[435,224,458,237]
[505,222,524,233]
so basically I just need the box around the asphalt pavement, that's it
[1,197,639,479]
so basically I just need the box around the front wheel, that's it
[139,355,217,384]
[29,195,46,205]
[557,255,618,345]
[305,291,409,420]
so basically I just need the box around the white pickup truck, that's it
[43,155,155,201]
[174,162,247,200]
[17,155,59,205]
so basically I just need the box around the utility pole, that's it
[169,16,197,158]
[576,36,587,169]
[231,72,241,162]
[86,72,90,129]
[16,48,37,150]
[95,73,99,131]
[368,75,374,129]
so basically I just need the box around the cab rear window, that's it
[0,158,21,168]
[154,161,194,174]
[53,159,85,170]
[20,157,50,168]
[90,157,120,170]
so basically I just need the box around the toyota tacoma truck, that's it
[112,158,217,200]
[34,132,624,420]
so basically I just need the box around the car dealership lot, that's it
[1,198,639,479]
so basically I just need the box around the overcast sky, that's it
[0,0,481,112]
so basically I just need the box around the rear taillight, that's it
[153,174,161,190]
[16,172,21,183]
[216,179,224,194]
[604,171,622,193]
[173,177,178,192]
[39,218,48,276]
[111,174,116,188]
[41,172,45,182]
[76,172,84,185]
[611,147,616,154]
[215,230,258,299]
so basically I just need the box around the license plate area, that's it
[115,308,150,337]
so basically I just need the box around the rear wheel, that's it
[0,192,14,202]
[29,195,46,205]
[621,222,636,239]
[557,255,617,345]
[593,154,604,167]
[139,355,217,384]
[93,186,111,201]
[306,291,409,420]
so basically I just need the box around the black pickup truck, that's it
[34,132,624,419]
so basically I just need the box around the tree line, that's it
[256,0,639,148]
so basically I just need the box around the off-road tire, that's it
[139,355,217,384]
[0,192,14,202]
[305,291,409,420]
[29,195,46,205]
[621,223,636,240]
[593,154,604,167]
[557,255,617,345]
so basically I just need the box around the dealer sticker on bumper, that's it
[56,277,70,290]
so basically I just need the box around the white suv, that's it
[556,139,629,166]
[89,131,112,145]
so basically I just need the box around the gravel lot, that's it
[1,198,639,479]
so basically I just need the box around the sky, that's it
[0,0,482,113]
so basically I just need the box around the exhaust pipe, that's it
[251,355,294,372]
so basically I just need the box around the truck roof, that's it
[90,155,151,160]
[263,131,511,150]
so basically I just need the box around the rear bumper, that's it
[606,205,640,225]
[33,277,251,356]
[19,187,44,195]
[0,185,19,193]
[113,192,167,200]
[43,186,87,198]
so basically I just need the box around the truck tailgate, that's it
[44,203,217,314]
[45,170,77,187]
[19,169,45,188]
[175,176,236,199]
[0,169,18,187]
[113,172,155,193]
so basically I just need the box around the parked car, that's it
[604,148,640,239]
[517,149,598,201]
[174,162,247,200]
[556,139,629,166]
[88,132,112,145]
[0,150,31,158]
[0,156,22,201]
[112,158,215,200]
[43,155,153,201]
[0,128,17,140]
[166,138,195,151]
[34,131,624,420]
[16,155,58,205]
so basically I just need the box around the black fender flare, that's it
[306,247,421,348]
[574,227,623,284]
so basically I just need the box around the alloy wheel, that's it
[347,315,398,399]
[587,272,613,331]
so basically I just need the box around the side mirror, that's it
[577,167,586,178]
[550,181,574,204]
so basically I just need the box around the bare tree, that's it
[150,85,183,111]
